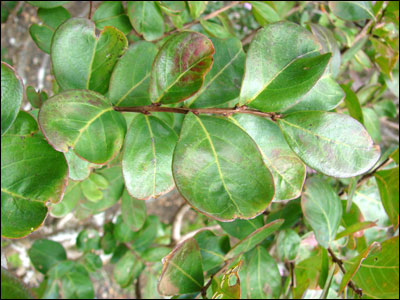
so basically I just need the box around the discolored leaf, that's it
[375,167,399,229]
[28,239,67,274]
[245,246,281,299]
[329,1,375,21]
[39,90,126,164]
[1,113,68,238]
[239,21,331,112]
[51,18,127,94]
[185,37,245,108]
[278,111,380,177]
[225,219,284,260]
[127,1,164,41]
[218,214,264,240]
[233,114,305,201]
[150,32,215,104]
[1,62,23,136]
[122,114,178,199]
[158,238,204,296]
[92,1,132,35]
[121,190,146,231]
[173,113,274,221]
[211,261,242,299]
[301,177,342,249]
[276,229,301,262]
[109,42,158,107]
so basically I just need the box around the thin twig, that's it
[170,204,191,246]
[88,1,93,20]
[135,275,142,299]
[289,262,296,289]
[328,248,362,296]
[114,105,280,120]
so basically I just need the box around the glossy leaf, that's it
[113,251,144,288]
[194,230,230,271]
[278,111,381,178]
[158,238,204,296]
[282,75,344,113]
[51,18,128,94]
[29,6,71,53]
[239,21,331,112]
[1,268,33,299]
[211,261,241,299]
[301,177,342,248]
[375,167,399,229]
[92,1,132,35]
[185,37,245,108]
[173,113,274,221]
[329,1,375,21]
[310,23,341,78]
[27,1,69,8]
[1,113,68,238]
[276,229,301,261]
[218,215,264,239]
[342,84,364,124]
[1,62,23,136]
[344,236,399,299]
[225,219,284,260]
[150,32,215,104]
[28,239,67,274]
[233,114,305,201]
[121,190,146,231]
[122,114,178,199]
[39,90,126,164]
[251,1,280,26]
[127,1,164,41]
[109,42,158,106]
[50,181,81,217]
[245,246,281,299]
[188,1,207,19]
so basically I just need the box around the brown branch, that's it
[289,262,296,289]
[154,1,242,41]
[135,274,142,299]
[328,248,362,296]
[114,105,280,120]
[88,1,93,20]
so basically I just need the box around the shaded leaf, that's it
[173,113,274,221]
[113,251,144,288]
[50,181,81,217]
[362,107,381,143]
[301,177,342,248]
[342,84,364,124]
[1,268,33,299]
[39,90,126,164]
[4,110,38,137]
[217,214,264,240]
[28,239,66,274]
[121,190,146,231]
[278,111,380,177]
[26,86,48,109]
[27,1,69,8]
[276,229,301,262]
[140,247,171,263]
[150,31,214,104]
[92,1,132,35]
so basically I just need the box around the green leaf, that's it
[39,90,126,164]
[188,1,207,19]
[239,21,331,112]
[373,99,397,119]
[342,84,364,124]
[362,107,381,143]
[310,23,341,78]
[109,42,158,107]
[114,216,136,243]
[266,198,302,229]
[92,1,132,35]
[293,254,322,299]
[282,75,344,113]
[276,229,301,261]
[1,268,33,299]
[211,261,241,299]
[200,19,233,39]
[218,214,264,240]
[28,239,67,274]
[173,113,274,221]
[278,111,381,177]
[127,1,164,41]
[27,1,69,8]
[1,62,23,136]
[158,238,204,296]
[64,151,92,181]
[344,236,399,299]
[81,173,109,202]
[140,246,171,263]
[59,263,95,299]
[233,114,305,201]
[194,230,230,271]
[301,177,342,248]
[1,113,68,238]
[342,36,368,65]
[113,251,144,288]
[251,1,280,26]
[335,221,377,240]
[51,18,127,94]
[185,37,245,108]
[131,215,161,252]
[150,32,215,104]
[121,190,146,231]
[225,219,284,260]
[375,167,399,229]
[329,1,375,21]
[50,181,81,217]
[26,86,48,109]
[76,229,100,252]
[122,114,178,199]
[29,6,71,54]
[245,246,281,298]
[82,253,102,272]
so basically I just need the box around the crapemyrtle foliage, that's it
[1,1,399,299]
